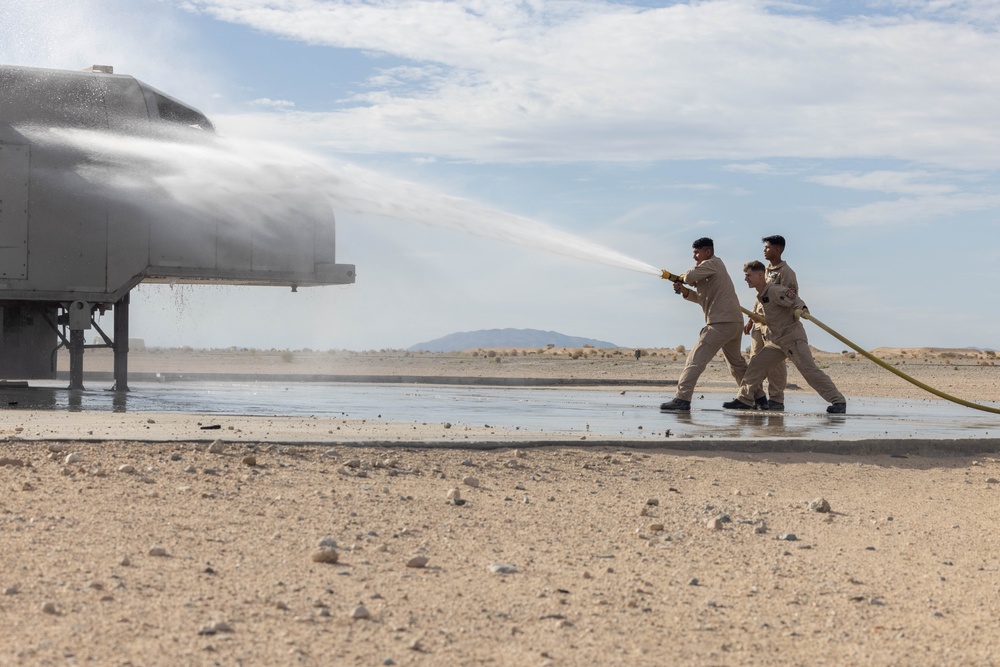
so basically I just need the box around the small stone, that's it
[443,422,452,429]
[311,547,340,564]
[120,556,131,566]
[148,546,169,557]
[649,523,665,532]
[688,578,699,586]
[318,536,338,548]
[809,497,832,513]
[65,453,83,464]
[4,586,17,595]
[212,621,234,633]
[118,464,136,474]
[986,478,999,484]
[350,605,370,619]
[462,476,480,488]
[488,563,517,575]
[0,457,25,467]
[461,457,474,466]
[41,601,57,615]
[345,459,361,468]
[207,440,225,454]
[706,517,724,531]
[446,488,465,505]
[47,443,66,453]
[242,455,257,467]
[646,498,660,506]
[406,555,430,569]
[778,534,798,542]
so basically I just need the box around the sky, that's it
[3,0,1000,352]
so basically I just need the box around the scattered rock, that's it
[462,476,480,488]
[688,578,699,586]
[47,443,65,453]
[406,555,430,569]
[706,516,724,531]
[318,536,338,548]
[148,546,169,557]
[446,488,465,506]
[120,556,131,567]
[778,534,798,542]
[809,497,832,513]
[350,605,370,619]
[242,455,257,467]
[649,523,665,532]
[41,601,57,615]
[4,586,18,595]
[65,453,83,464]
[207,440,225,454]
[118,464,136,474]
[311,547,340,564]
[646,498,660,506]
[488,563,517,575]
[0,457,25,467]
[461,457,474,466]
[986,478,999,484]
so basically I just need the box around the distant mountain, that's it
[407,328,620,352]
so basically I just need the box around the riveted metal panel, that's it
[0,144,28,280]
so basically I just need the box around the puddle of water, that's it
[1,381,997,440]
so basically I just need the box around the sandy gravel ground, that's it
[1,347,998,666]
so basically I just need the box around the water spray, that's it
[658,269,1000,415]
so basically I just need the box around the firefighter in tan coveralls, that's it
[745,235,797,411]
[724,261,847,414]
[660,238,761,412]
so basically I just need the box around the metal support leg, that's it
[113,292,130,392]
[68,329,85,391]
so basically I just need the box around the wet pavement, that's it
[1,380,997,442]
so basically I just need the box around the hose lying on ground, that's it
[792,309,1000,415]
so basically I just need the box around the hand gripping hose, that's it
[662,270,1000,415]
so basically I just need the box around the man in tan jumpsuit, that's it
[724,261,847,413]
[660,238,759,412]
[746,235,797,411]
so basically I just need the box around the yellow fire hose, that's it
[662,269,1000,415]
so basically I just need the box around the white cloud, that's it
[808,170,959,196]
[178,0,1000,169]
[824,192,1000,227]
[249,97,296,109]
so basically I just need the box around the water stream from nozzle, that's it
[25,126,662,277]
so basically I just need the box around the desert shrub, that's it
[487,350,497,358]
[570,350,583,359]
[676,345,685,354]
[280,350,294,363]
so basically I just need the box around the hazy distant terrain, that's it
[407,328,620,352]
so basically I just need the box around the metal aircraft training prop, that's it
[0,64,355,390]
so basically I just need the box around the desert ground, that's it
[2,346,999,666]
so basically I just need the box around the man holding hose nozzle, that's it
[660,237,764,412]
[725,261,847,413]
